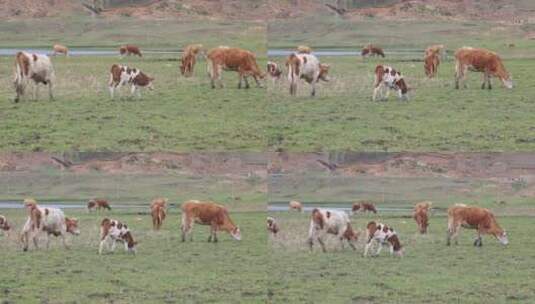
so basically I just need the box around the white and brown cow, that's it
[108,64,154,99]
[454,47,513,90]
[99,218,137,255]
[447,204,508,247]
[21,199,80,251]
[267,216,279,235]
[13,51,55,103]
[267,61,283,84]
[364,221,403,257]
[286,53,330,97]
[181,200,241,242]
[0,215,11,236]
[373,65,409,102]
[307,208,359,252]
[119,45,142,57]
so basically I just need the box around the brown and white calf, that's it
[13,51,55,103]
[180,44,204,77]
[373,65,409,101]
[99,218,137,255]
[413,201,432,234]
[52,44,69,56]
[267,216,279,235]
[0,215,11,235]
[181,200,241,242]
[307,208,359,252]
[267,61,283,83]
[286,53,330,97]
[150,197,167,230]
[352,201,377,214]
[87,199,111,212]
[206,46,265,89]
[447,204,508,247]
[21,199,80,251]
[108,64,154,99]
[364,221,403,257]
[289,200,303,212]
[454,47,513,90]
[119,45,142,57]
[362,44,385,58]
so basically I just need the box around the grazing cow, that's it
[286,53,330,96]
[21,199,80,251]
[364,221,403,257]
[289,200,303,212]
[307,208,358,252]
[424,52,440,78]
[352,201,377,214]
[150,197,167,230]
[0,215,11,235]
[454,47,513,90]
[447,204,508,247]
[361,44,385,58]
[425,44,445,58]
[373,64,409,101]
[119,45,142,57]
[181,200,241,242]
[108,64,154,99]
[267,61,283,83]
[87,199,111,212]
[180,44,204,77]
[296,45,312,54]
[206,46,265,89]
[413,201,432,234]
[13,51,55,103]
[267,216,279,235]
[52,44,69,56]
[99,218,137,255]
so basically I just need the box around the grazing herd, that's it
[10,42,514,102]
[268,200,508,257]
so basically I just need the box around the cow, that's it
[286,53,330,97]
[413,201,432,234]
[108,64,154,99]
[425,44,445,58]
[0,215,11,235]
[307,208,359,252]
[454,47,513,90]
[296,45,312,54]
[361,44,385,58]
[289,200,303,212]
[180,200,241,242]
[87,199,111,212]
[267,216,279,235]
[447,204,508,247]
[99,218,137,255]
[424,52,440,78]
[52,44,69,56]
[352,201,377,214]
[180,44,204,77]
[373,64,409,101]
[267,61,283,83]
[206,46,265,89]
[21,199,80,251]
[364,221,403,257]
[13,51,55,103]
[150,197,167,230]
[119,45,142,57]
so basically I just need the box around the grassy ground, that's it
[267,56,535,151]
[0,209,267,304]
[267,212,535,303]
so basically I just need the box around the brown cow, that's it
[362,44,385,58]
[180,44,204,77]
[181,200,241,242]
[296,45,312,54]
[454,47,513,90]
[447,204,508,247]
[424,52,440,78]
[352,201,377,214]
[413,201,432,234]
[206,46,265,89]
[425,44,444,58]
[52,44,69,56]
[119,45,142,57]
[289,200,303,212]
[150,197,167,230]
[267,216,279,235]
[87,199,111,212]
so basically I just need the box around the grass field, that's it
[0,209,267,304]
[267,212,535,303]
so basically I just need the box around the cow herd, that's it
[11,42,513,103]
[267,200,509,257]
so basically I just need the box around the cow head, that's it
[65,218,80,235]
[496,230,508,246]
[361,48,370,57]
[230,226,241,241]
[502,77,513,89]
[318,64,330,82]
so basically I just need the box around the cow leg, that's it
[364,241,372,257]
[48,81,54,101]
[110,239,117,252]
[307,237,314,251]
[181,215,192,242]
[290,82,297,96]
[317,236,326,253]
[244,76,250,89]
[61,233,70,250]
[45,233,51,249]
[372,86,380,101]
[98,238,108,255]
[384,86,390,101]
[253,75,262,88]
[310,83,316,97]
[130,85,137,99]
[487,75,492,90]
[32,84,39,101]
[22,231,30,251]
[32,232,39,250]
[374,243,383,256]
